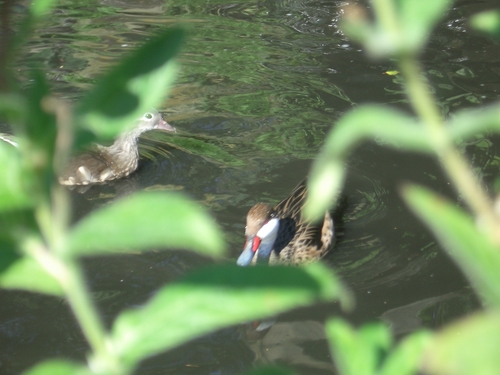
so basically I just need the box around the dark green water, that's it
[1,0,499,374]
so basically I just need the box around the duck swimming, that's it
[59,109,175,186]
[237,180,334,266]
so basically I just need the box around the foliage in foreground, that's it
[305,2,500,375]
[0,2,350,375]
[2,1,500,375]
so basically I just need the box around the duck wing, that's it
[59,147,117,185]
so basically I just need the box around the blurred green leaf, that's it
[422,310,500,375]
[22,71,57,194]
[76,28,184,143]
[342,0,452,58]
[471,10,500,40]
[0,94,26,126]
[304,105,427,221]
[22,359,90,375]
[30,0,58,18]
[325,105,427,155]
[399,0,453,53]
[68,191,225,256]
[326,318,391,375]
[380,330,432,375]
[401,184,500,306]
[0,251,63,296]
[23,71,57,149]
[0,142,33,212]
[448,103,500,140]
[303,158,346,222]
[112,263,351,367]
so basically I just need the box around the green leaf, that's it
[422,311,500,375]
[326,318,391,375]
[304,105,427,221]
[0,142,33,212]
[111,263,351,367]
[22,359,90,375]
[471,10,500,40]
[76,28,184,142]
[0,250,63,296]
[448,103,500,140]
[399,0,453,53]
[380,330,432,375]
[68,191,225,256]
[325,105,427,155]
[24,71,57,148]
[0,94,26,126]
[401,184,500,306]
[30,0,59,18]
[304,158,346,222]
[22,71,58,194]
[342,0,452,58]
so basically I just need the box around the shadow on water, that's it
[1,0,498,374]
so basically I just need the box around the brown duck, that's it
[59,109,175,186]
[237,180,334,266]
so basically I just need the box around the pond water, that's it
[1,0,500,374]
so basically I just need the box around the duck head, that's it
[136,109,176,133]
[237,203,280,266]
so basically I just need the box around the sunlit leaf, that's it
[68,191,225,256]
[401,184,500,306]
[326,106,427,154]
[0,142,33,211]
[471,10,500,40]
[112,263,351,367]
[399,0,453,53]
[22,359,90,375]
[76,28,184,143]
[326,318,391,375]
[448,104,500,140]
[342,0,452,58]
[304,159,345,223]
[304,105,428,221]
[380,330,432,375]
[422,311,500,375]
[0,250,63,296]
[30,0,59,18]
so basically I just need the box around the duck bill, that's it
[237,236,259,266]
[255,240,274,264]
[158,118,176,132]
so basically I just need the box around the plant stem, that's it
[399,56,499,236]
[63,260,124,374]
[26,236,121,373]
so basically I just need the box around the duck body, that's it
[59,110,175,185]
[237,180,334,266]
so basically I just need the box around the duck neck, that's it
[105,127,144,167]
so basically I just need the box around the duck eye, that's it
[145,113,153,120]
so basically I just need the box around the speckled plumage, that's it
[240,180,334,265]
[59,110,175,186]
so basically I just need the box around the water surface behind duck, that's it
[1,0,498,374]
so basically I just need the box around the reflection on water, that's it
[1,0,498,374]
